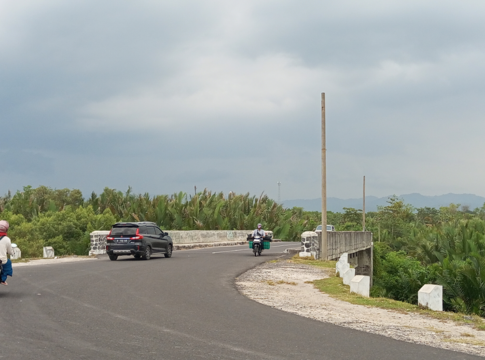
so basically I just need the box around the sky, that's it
[1,0,485,201]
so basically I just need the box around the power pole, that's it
[363,176,366,231]
[277,181,281,203]
[321,93,327,260]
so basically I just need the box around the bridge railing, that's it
[326,231,373,260]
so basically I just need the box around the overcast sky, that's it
[1,0,485,201]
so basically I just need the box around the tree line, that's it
[3,186,485,316]
[334,196,485,316]
[0,185,321,257]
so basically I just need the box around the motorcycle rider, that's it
[0,220,14,286]
[252,223,265,239]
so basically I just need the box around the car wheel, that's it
[109,254,118,261]
[142,246,151,260]
[164,245,173,258]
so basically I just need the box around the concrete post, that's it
[363,176,366,231]
[43,247,55,258]
[418,285,443,311]
[350,275,370,297]
[343,268,355,285]
[11,247,21,260]
[321,92,328,260]
[300,231,318,257]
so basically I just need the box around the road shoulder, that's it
[236,260,485,357]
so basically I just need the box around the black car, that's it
[106,222,173,261]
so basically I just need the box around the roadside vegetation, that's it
[304,198,485,318]
[0,185,322,257]
[3,185,485,318]
[310,270,485,331]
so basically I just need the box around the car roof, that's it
[113,221,157,227]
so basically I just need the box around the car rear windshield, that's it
[111,227,138,236]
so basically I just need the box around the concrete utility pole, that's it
[363,176,366,231]
[321,93,327,260]
[277,181,281,203]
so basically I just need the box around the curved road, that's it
[0,244,479,359]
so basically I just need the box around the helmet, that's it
[257,223,262,228]
[0,220,9,233]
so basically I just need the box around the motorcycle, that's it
[252,235,263,256]
[247,235,272,257]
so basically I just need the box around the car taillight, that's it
[130,228,144,240]
[106,230,114,241]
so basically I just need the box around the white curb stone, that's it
[43,246,55,258]
[336,252,349,275]
[350,275,370,297]
[11,247,21,260]
[418,284,443,311]
[339,253,348,263]
[343,268,355,286]
[338,263,350,278]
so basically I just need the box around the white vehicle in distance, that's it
[315,224,335,232]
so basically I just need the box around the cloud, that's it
[0,149,54,176]
[77,53,329,131]
[1,0,485,200]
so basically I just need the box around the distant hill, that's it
[283,193,485,213]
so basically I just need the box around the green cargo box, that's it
[249,241,270,249]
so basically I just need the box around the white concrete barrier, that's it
[11,247,21,260]
[336,252,348,275]
[338,263,350,278]
[350,275,370,297]
[43,246,55,258]
[418,284,443,311]
[343,268,355,286]
[300,231,318,258]
[90,231,110,255]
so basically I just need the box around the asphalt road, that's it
[0,243,480,360]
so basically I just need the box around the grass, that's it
[426,327,445,334]
[444,338,485,346]
[288,254,337,269]
[276,280,297,286]
[264,280,297,286]
[312,276,485,330]
[313,276,418,311]
[288,254,485,331]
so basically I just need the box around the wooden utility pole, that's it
[363,176,366,231]
[321,93,327,260]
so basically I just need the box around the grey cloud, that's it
[0,149,54,176]
[1,1,485,200]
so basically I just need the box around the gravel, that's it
[236,260,485,357]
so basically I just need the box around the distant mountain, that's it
[283,193,485,213]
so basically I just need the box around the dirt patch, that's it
[236,260,485,357]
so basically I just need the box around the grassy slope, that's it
[288,256,485,331]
